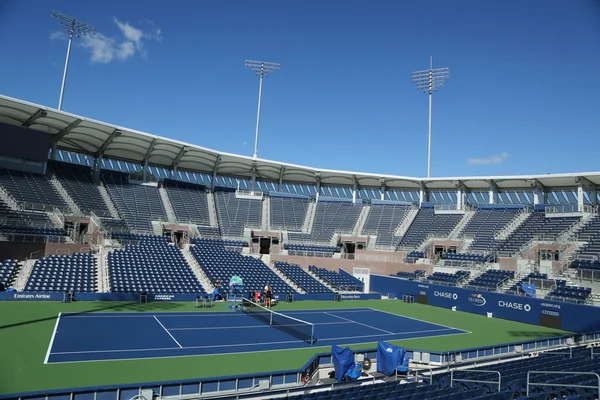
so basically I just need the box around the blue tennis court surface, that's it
[45,308,469,364]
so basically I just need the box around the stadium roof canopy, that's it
[0,94,599,191]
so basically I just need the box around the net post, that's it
[311,324,315,345]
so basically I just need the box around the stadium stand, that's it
[397,207,462,249]
[190,238,293,294]
[466,270,515,290]
[50,161,111,216]
[493,210,580,255]
[289,199,362,243]
[426,270,470,285]
[102,171,167,233]
[308,265,363,291]
[214,191,262,237]
[269,194,310,230]
[163,180,211,225]
[273,261,333,293]
[460,207,521,252]
[0,259,19,288]
[24,253,97,292]
[361,203,411,247]
[391,270,426,280]
[573,214,600,260]
[284,243,339,257]
[0,168,67,209]
[108,235,204,294]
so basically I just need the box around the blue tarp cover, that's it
[332,345,355,382]
[521,283,536,297]
[377,341,406,376]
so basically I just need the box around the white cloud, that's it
[468,152,510,165]
[52,17,162,64]
[50,30,67,40]
[242,141,248,146]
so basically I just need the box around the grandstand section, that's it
[24,253,96,292]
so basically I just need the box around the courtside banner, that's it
[370,274,600,333]
[0,292,63,301]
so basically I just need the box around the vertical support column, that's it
[94,156,102,177]
[50,143,58,161]
[456,187,463,210]
[142,160,148,182]
[593,186,598,207]
[419,182,429,205]
[211,169,217,191]
[488,181,497,204]
[577,184,585,212]
[278,175,283,193]
[380,182,386,201]
[352,179,357,204]
[171,165,178,180]
[316,180,321,202]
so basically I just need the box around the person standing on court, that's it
[264,283,272,307]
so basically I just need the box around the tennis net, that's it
[241,298,316,345]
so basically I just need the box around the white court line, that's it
[324,312,395,335]
[44,312,62,364]
[47,330,471,365]
[169,321,354,331]
[153,316,182,348]
[367,307,472,334]
[51,327,457,355]
[58,308,375,318]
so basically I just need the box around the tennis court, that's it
[45,306,469,364]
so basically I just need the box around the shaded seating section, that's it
[0,200,67,238]
[163,180,210,225]
[101,218,128,233]
[284,243,339,257]
[0,259,20,288]
[103,171,167,233]
[397,207,462,249]
[0,168,67,209]
[361,203,411,247]
[405,250,426,263]
[460,207,520,252]
[466,270,514,290]
[190,238,293,294]
[270,194,310,230]
[108,235,204,294]
[506,273,551,295]
[308,265,362,291]
[426,270,470,285]
[572,215,600,259]
[214,191,262,237]
[25,253,97,292]
[288,200,362,244]
[391,270,426,280]
[571,259,600,283]
[50,161,111,216]
[547,281,591,303]
[494,211,580,254]
[197,226,221,238]
[274,261,333,293]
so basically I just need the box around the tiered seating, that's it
[274,262,333,293]
[397,207,462,249]
[103,171,166,233]
[308,265,362,291]
[190,238,293,294]
[391,270,426,280]
[269,195,310,230]
[547,281,591,303]
[289,200,362,243]
[461,207,520,252]
[284,243,339,257]
[466,270,514,290]
[361,203,411,247]
[108,235,204,294]
[426,271,470,285]
[197,226,221,237]
[0,259,19,288]
[214,191,262,237]
[443,253,497,264]
[405,250,426,263]
[506,272,550,295]
[163,180,210,225]
[50,162,111,216]
[573,215,600,259]
[101,218,128,233]
[25,253,97,292]
[0,202,66,238]
[494,211,579,254]
[0,169,66,209]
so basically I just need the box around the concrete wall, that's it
[0,242,91,261]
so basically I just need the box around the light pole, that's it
[51,10,95,111]
[245,60,281,159]
[412,56,449,178]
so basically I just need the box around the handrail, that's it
[450,369,501,392]
[526,371,600,396]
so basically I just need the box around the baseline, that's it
[43,312,62,364]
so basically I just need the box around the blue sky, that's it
[0,0,599,178]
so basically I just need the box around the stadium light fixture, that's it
[51,10,96,111]
[412,56,449,178]
[245,60,281,159]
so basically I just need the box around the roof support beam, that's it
[143,138,157,164]
[22,109,47,127]
[575,176,595,189]
[488,180,499,204]
[352,175,359,204]
[211,155,222,191]
[315,172,321,200]
[380,178,386,201]
[52,119,82,143]
[278,166,286,192]
[170,146,189,171]
[94,129,122,158]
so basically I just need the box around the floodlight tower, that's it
[51,10,96,111]
[245,60,281,159]
[412,56,449,178]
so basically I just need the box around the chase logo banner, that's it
[468,293,487,307]
[434,291,458,300]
